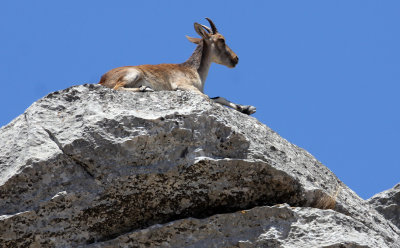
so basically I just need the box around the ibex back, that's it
[99,18,256,115]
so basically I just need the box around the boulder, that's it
[0,84,398,247]
[369,183,400,230]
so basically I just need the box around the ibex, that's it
[99,18,256,115]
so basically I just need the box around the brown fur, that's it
[99,63,201,92]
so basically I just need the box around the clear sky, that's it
[1,1,399,199]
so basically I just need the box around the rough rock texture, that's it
[0,84,399,247]
[369,183,400,230]
[89,204,387,248]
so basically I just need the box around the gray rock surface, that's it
[369,183,400,230]
[0,84,399,247]
[89,204,387,248]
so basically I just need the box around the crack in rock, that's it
[43,127,95,178]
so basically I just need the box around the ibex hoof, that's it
[238,105,256,115]
[139,86,154,92]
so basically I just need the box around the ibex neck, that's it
[181,40,212,88]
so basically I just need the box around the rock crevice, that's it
[43,127,95,178]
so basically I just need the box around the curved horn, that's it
[205,17,218,34]
[201,25,212,34]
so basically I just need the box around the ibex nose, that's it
[233,56,239,64]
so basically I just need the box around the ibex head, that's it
[186,18,239,68]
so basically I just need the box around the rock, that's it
[369,183,400,230]
[88,204,389,248]
[0,84,399,247]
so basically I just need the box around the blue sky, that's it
[1,1,399,199]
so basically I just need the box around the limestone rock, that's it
[369,183,400,230]
[0,84,398,247]
[89,204,389,248]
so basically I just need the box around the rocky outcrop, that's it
[369,183,400,231]
[89,204,388,248]
[0,84,399,247]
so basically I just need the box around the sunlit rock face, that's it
[0,84,399,247]
[369,183,400,230]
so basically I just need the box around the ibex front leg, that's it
[211,96,256,115]
[112,70,154,92]
[114,85,154,92]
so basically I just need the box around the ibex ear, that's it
[194,22,210,39]
[186,35,201,44]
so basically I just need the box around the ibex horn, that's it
[201,25,212,34]
[205,17,218,34]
